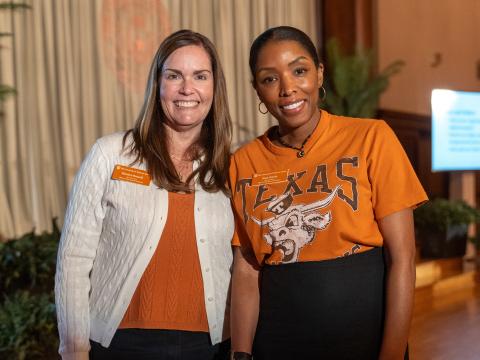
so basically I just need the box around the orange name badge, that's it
[111,165,151,186]
[251,170,289,186]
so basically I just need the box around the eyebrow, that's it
[256,56,309,73]
[163,68,212,75]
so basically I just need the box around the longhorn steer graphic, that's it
[252,186,340,263]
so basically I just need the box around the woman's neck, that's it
[164,124,202,160]
[276,110,321,147]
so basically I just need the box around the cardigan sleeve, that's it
[54,141,109,359]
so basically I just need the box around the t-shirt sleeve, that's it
[228,154,251,248]
[231,208,251,248]
[368,121,428,220]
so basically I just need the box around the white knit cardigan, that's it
[55,132,234,360]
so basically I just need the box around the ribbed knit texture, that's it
[119,191,209,332]
[55,132,234,358]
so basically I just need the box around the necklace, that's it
[276,128,312,158]
[170,156,193,182]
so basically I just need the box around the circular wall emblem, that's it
[101,0,171,93]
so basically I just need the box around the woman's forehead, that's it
[163,45,212,71]
[256,40,315,68]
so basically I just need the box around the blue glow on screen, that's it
[431,89,480,171]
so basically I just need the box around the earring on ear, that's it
[258,101,268,115]
[319,86,327,102]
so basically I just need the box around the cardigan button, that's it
[208,297,213,302]
[205,267,210,272]
[200,238,206,243]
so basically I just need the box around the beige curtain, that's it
[0,0,319,239]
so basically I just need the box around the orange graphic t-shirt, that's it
[229,111,428,266]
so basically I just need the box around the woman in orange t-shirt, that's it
[229,26,428,360]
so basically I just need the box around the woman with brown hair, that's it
[55,29,233,359]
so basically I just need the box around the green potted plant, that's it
[321,38,404,118]
[414,198,480,258]
[0,219,59,359]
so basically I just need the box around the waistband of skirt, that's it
[263,247,384,271]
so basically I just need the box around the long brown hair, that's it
[124,30,232,194]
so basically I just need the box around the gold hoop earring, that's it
[258,101,268,115]
[319,86,327,102]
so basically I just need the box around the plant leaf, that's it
[0,85,16,102]
[0,3,31,10]
[322,37,405,118]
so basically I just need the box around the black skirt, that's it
[90,329,230,360]
[253,247,407,360]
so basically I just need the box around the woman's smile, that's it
[174,100,201,108]
[254,40,323,135]
[279,99,306,114]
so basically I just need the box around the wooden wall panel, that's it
[379,110,450,199]
[376,0,480,115]
[320,0,479,205]
[321,0,373,54]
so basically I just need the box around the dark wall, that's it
[379,110,450,199]
[321,0,373,55]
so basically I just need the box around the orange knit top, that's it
[119,191,209,332]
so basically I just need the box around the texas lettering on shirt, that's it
[235,156,359,264]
